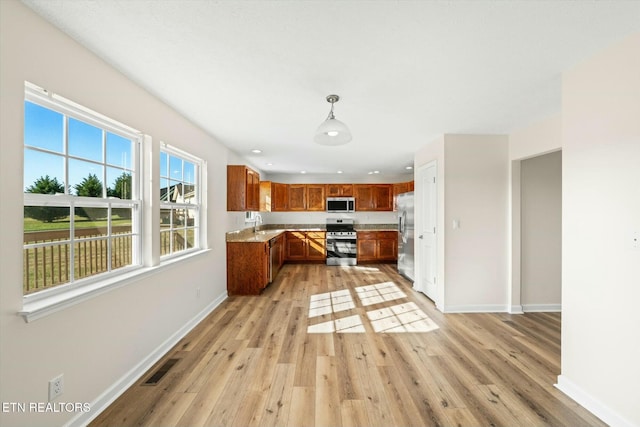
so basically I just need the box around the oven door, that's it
[326,236,357,266]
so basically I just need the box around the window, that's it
[160,145,203,258]
[23,83,142,297]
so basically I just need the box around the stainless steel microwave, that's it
[326,197,355,213]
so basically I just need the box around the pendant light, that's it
[314,94,352,146]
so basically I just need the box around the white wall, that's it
[520,151,562,310]
[414,134,509,312]
[443,135,509,311]
[510,114,562,160]
[557,32,640,427]
[0,2,232,426]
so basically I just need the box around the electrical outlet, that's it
[49,374,64,401]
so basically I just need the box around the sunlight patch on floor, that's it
[308,289,355,318]
[307,314,365,334]
[354,281,407,306]
[367,302,439,333]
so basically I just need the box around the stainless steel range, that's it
[326,218,357,266]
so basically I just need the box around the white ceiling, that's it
[21,0,640,177]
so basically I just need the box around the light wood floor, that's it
[90,264,605,427]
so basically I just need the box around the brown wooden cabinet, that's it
[354,184,393,211]
[393,180,414,211]
[287,184,325,211]
[227,165,260,211]
[326,184,353,197]
[357,230,397,262]
[259,181,289,212]
[227,241,269,295]
[285,231,326,262]
[306,185,326,211]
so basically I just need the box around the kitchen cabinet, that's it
[259,181,289,212]
[227,165,260,211]
[227,241,269,295]
[306,185,326,211]
[285,231,326,261]
[357,230,397,262]
[354,184,393,211]
[288,184,325,211]
[393,180,414,211]
[326,184,353,197]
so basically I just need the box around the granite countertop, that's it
[226,223,397,242]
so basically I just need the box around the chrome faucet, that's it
[253,213,263,233]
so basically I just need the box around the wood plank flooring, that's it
[90,264,605,427]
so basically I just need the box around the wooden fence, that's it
[23,227,192,294]
[23,226,133,295]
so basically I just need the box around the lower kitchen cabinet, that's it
[227,241,269,295]
[285,231,326,262]
[357,231,398,262]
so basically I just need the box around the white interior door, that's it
[418,162,437,301]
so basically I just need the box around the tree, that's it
[107,172,131,199]
[74,174,105,219]
[24,175,68,222]
[108,172,132,219]
[25,175,65,194]
[74,174,103,197]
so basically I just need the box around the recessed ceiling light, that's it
[337,170,343,174]
[266,163,273,166]
[405,166,413,170]
[300,170,306,174]
[251,149,262,154]
[373,170,380,174]
[368,171,373,175]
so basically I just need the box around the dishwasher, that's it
[268,236,282,283]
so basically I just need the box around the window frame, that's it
[23,83,143,303]
[159,143,204,260]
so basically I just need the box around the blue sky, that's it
[24,101,196,197]
[24,101,132,194]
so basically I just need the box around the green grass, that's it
[24,215,131,232]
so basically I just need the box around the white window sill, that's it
[19,249,211,323]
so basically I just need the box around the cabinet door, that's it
[373,185,393,211]
[357,239,377,262]
[288,185,306,211]
[227,165,260,211]
[259,181,272,212]
[354,185,374,211]
[306,231,326,260]
[246,169,260,211]
[326,184,353,197]
[306,185,326,211]
[377,233,398,261]
[272,183,289,211]
[285,231,306,260]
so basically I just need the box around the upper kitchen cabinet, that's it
[227,165,260,211]
[393,180,414,211]
[259,181,289,212]
[354,184,393,211]
[288,184,326,211]
[326,184,353,197]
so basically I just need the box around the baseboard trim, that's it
[442,304,508,313]
[66,292,228,427]
[509,305,524,314]
[555,375,635,427]
[523,303,562,312]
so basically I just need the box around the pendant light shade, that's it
[314,94,352,146]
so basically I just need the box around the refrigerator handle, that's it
[399,213,404,233]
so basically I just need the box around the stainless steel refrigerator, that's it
[397,191,415,281]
